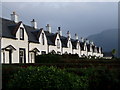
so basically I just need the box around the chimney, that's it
[46,24,51,33]
[75,33,78,40]
[57,27,62,36]
[86,39,90,44]
[90,41,94,45]
[31,19,37,29]
[11,11,19,23]
[67,31,71,38]
[81,37,84,42]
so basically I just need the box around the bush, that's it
[2,65,20,89]
[35,54,62,63]
[7,66,88,89]
[62,54,79,59]
[66,67,120,90]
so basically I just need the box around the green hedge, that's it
[3,65,120,89]
[65,67,120,90]
[35,54,80,63]
[2,65,20,89]
[35,54,63,63]
[7,66,88,89]
[35,54,120,64]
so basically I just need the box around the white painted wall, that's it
[1,23,29,63]
[29,30,48,63]
[1,21,104,64]
[48,34,62,54]
[81,43,88,57]
[73,42,81,57]
[62,38,73,54]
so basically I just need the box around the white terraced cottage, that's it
[0,12,103,64]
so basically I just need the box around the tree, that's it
[111,49,116,58]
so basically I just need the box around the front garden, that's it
[2,54,120,89]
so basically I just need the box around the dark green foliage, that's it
[2,65,20,90]
[35,54,62,63]
[65,67,120,90]
[62,54,79,59]
[2,61,120,90]
[35,54,79,63]
[7,66,88,89]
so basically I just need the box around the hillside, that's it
[87,29,118,52]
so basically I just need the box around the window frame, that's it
[20,27,24,40]
[42,33,45,45]
[57,39,60,49]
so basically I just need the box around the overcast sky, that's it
[1,2,118,38]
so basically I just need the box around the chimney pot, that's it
[47,24,50,27]
[46,24,51,33]
[57,27,62,36]
[11,11,19,23]
[58,27,60,30]
[75,33,78,40]
[31,19,37,29]
[13,11,16,15]
[81,37,84,42]
[67,31,71,38]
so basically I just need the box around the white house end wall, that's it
[1,23,29,63]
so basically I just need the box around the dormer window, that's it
[77,45,79,49]
[84,46,86,51]
[42,33,45,45]
[68,40,71,48]
[90,45,92,52]
[77,43,79,49]
[57,39,60,49]
[20,28,24,40]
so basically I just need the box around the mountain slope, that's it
[87,29,118,52]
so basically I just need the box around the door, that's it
[19,48,26,63]
[30,52,35,63]
[9,50,12,64]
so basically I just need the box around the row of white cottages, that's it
[0,12,103,64]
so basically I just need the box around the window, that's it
[31,52,34,63]
[57,39,60,49]
[69,40,71,48]
[42,33,45,45]
[3,51,5,63]
[20,28,24,40]
[57,51,61,54]
[41,51,46,54]
[77,43,79,49]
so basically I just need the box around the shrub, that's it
[35,54,62,63]
[79,67,120,90]
[62,54,79,59]
[2,65,20,89]
[7,66,88,89]
[65,67,120,90]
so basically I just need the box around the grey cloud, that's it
[2,2,118,38]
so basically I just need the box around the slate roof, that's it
[24,25,41,43]
[97,47,99,53]
[1,17,44,43]
[44,31,57,45]
[1,18,20,39]
[87,44,90,52]
[92,46,95,52]
[60,36,68,47]
[71,39,78,49]
[80,42,85,50]
[1,17,101,52]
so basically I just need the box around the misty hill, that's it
[87,29,118,52]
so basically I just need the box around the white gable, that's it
[39,30,47,45]
[16,23,28,41]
